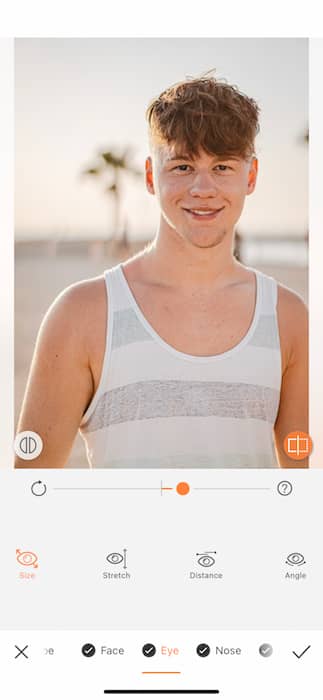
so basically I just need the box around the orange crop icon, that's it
[283,432,313,461]
[16,549,39,568]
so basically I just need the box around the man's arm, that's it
[15,277,107,468]
[274,285,309,468]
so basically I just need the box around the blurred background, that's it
[15,38,308,467]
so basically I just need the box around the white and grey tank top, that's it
[80,264,281,468]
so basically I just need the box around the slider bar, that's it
[54,487,269,492]
[53,488,164,491]
[104,691,219,694]
[194,487,270,491]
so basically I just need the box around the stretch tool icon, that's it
[106,549,127,569]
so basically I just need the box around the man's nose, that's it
[189,171,218,196]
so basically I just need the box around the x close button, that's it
[14,645,29,659]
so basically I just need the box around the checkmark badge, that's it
[197,643,211,657]
[142,643,156,657]
[259,643,273,658]
[82,643,96,658]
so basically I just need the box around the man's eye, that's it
[215,164,231,172]
[174,164,191,172]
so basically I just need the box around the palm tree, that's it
[82,147,141,245]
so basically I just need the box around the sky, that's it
[15,38,308,240]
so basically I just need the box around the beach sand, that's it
[15,245,308,468]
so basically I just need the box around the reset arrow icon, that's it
[292,645,311,659]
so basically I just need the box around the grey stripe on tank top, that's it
[84,380,280,433]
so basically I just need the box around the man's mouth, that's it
[183,207,224,219]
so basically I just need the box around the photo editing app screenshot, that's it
[1,35,323,699]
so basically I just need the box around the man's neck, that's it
[141,226,241,290]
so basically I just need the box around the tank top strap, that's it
[104,264,131,313]
[248,270,280,351]
[256,270,278,315]
[104,264,153,353]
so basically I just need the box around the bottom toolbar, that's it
[0,630,319,700]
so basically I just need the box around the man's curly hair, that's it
[146,75,260,160]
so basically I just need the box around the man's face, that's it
[145,145,258,249]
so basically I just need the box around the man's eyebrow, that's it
[165,153,242,162]
[166,153,191,161]
[213,154,241,161]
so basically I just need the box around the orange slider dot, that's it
[176,481,190,496]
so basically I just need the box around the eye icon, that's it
[106,549,128,569]
[196,551,217,567]
[107,553,123,565]
[286,552,306,567]
[16,549,38,568]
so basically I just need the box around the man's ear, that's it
[145,156,155,194]
[247,157,258,195]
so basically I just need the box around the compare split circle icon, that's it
[14,431,43,460]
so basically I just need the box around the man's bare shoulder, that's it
[53,275,106,312]
[38,275,107,360]
[277,283,308,325]
[277,283,308,369]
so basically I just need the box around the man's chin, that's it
[186,230,227,250]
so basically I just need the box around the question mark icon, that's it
[277,481,293,496]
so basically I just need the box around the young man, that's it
[15,76,308,469]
